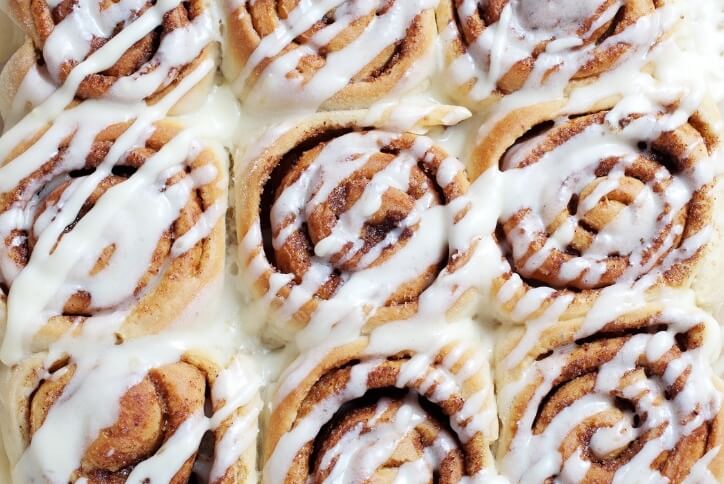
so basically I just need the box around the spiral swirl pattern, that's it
[264,337,497,483]
[496,308,723,483]
[0,119,225,355]
[1,347,258,483]
[473,102,719,321]
[237,113,471,340]
[224,0,437,110]
[31,360,206,481]
[7,0,215,105]
[437,0,666,103]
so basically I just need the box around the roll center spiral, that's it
[270,131,444,280]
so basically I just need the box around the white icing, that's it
[0,21,223,361]
[243,1,724,477]
[0,0,721,482]
[13,329,259,483]
[442,0,680,103]
[317,395,456,484]
[265,327,501,483]
[501,302,722,483]
[230,0,437,112]
[0,0,248,476]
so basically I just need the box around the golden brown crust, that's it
[0,38,36,125]
[222,0,436,110]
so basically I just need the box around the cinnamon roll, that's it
[0,117,226,363]
[1,0,217,120]
[495,304,724,483]
[437,0,668,105]
[236,109,476,345]
[0,338,260,483]
[222,0,437,111]
[264,335,498,483]
[472,101,721,323]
